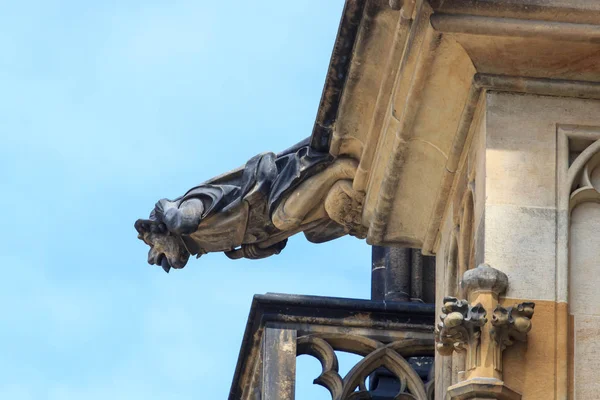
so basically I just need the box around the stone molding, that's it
[446,377,521,400]
[569,138,600,212]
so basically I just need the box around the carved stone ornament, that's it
[135,138,367,272]
[437,264,535,399]
[490,303,535,372]
[297,334,434,400]
[461,263,508,296]
[569,140,600,212]
[435,297,487,371]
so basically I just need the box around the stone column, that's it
[261,327,297,400]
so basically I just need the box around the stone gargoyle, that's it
[135,138,366,272]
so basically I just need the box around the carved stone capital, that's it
[435,297,487,357]
[438,264,535,399]
[491,302,535,349]
[461,263,508,297]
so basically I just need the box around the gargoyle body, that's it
[135,138,365,272]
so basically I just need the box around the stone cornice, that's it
[320,0,600,250]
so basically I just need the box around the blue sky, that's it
[1,1,370,398]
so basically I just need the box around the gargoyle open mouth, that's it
[155,252,164,267]
[136,219,191,273]
[152,253,169,273]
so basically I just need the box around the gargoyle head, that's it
[134,219,190,273]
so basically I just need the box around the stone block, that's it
[483,204,556,301]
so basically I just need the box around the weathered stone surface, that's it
[572,315,600,400]
[446,377,521,400]
[461,264,507,296]
[433,94,600,399]
[570,202,600,315]
[501,299,561,400]
[135,140,368,272]
[437,264,535,399]
[483,203,557,301]
[130,1,600,399]
[568,131,600,400]
[229,293,435,400]
[262,328,296,400]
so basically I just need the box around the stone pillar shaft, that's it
[261,327,296,400]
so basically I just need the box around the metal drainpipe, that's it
[370,246,432,398]
[372,246,419,302]
[372,246,429,302]
[411,248,424,301]
[370,246,410,399]
[384,247,412,302]
[371,246,387,301]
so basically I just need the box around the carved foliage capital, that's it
[491,302,535,350]
[438,264,535,387]
[435,297,487,356]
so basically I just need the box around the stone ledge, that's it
[446,377,521,400]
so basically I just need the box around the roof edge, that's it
[310,0,368,152]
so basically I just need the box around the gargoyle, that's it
[135,138,366,272]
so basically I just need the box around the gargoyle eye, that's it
[149,224,168,235]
